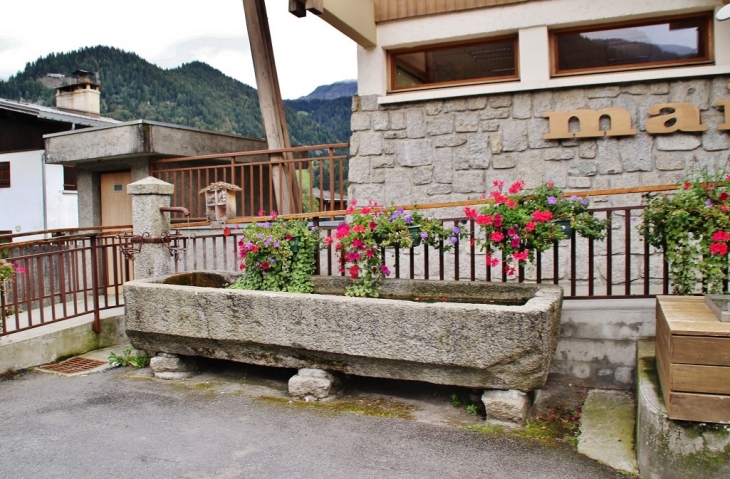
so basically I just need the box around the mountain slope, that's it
[0,46,350,145]
[299,80,357,100]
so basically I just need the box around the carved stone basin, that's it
[124,273,563,391]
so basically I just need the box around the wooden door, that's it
[100,172,132,227]
[100,172,133,287]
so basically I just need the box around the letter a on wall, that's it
[645,103,708,134]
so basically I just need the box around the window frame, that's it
[0,162,9,188]
[550,13,714,77]
[63,165,78,192]
[388,35,520,93]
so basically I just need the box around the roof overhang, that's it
[290,0,376,48]
[44,120,267,165]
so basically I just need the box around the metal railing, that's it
[1,233,130,337]
[150,143,350,221]
[172,204,667,300]
[0,193,677,338]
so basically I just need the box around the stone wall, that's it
[348,76,730,209]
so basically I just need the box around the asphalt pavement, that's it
[1,367,626,479]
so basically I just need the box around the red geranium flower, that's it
[712,231,730,242]
[710,242,728,255]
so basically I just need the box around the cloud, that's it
[152,35,250,69]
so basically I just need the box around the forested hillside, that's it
[0,46,352,145]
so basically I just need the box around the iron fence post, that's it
[90,234,101,334]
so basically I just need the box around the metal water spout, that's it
[159,206,190,217]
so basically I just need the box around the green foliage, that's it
[640,168,730,295]
[450,393,462,407]
[0,46,351,146]
[334,203,464,297]
[527,182,609,240]
[108,348,151,368]
[465,404,479,415]
[230,214,319,294]
[0,258,18,283]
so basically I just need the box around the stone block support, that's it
[288,368,340,400]
[482,389,531,425]
[127,176,174,280]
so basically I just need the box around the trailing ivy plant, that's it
[640,169,730,295]
[230,212,320,294]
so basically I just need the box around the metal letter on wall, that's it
[543,108,637,140]
[645,103,708,134]
[717,99,730,131]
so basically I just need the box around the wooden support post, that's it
[243,0,300,214]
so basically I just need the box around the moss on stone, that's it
[257,396,415,420]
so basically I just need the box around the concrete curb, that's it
[0,308,126,372]
[637,340,730,479]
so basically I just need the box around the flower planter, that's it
[656,295,730,423]
[124,273,563,391]
[289,236,301,253]
[554,219,572,237]
[375,225,422,248]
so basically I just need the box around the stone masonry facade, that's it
[348,76,730,209]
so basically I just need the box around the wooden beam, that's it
[243,0,299,214]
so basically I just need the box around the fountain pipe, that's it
[159,206,190,217]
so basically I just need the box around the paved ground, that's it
[1,364,626,479]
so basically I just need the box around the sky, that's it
[0,0,358,99]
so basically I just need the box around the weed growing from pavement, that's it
[108,348,151,368]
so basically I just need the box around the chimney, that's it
[55,70,101,117]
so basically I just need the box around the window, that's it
[552,13,713,76]
[389,36,518,92]
[63,165,77,191]
[0,162,9,188]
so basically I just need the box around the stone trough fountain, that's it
[124,272,563,391]
[122,177,564,423]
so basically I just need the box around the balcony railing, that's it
[150,143,350,221]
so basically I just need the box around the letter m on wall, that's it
[542,108,637,140]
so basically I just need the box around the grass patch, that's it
[467,398,582,447]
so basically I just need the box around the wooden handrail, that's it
[149,143,350,165]
[0,183,683,240]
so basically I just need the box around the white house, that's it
[0,72,118,237]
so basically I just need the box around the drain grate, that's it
[41,357,107,374]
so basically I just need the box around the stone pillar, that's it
[127,176,174,279]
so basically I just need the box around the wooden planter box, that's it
[656,296,730,423]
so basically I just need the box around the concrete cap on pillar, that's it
[127,176,174,195]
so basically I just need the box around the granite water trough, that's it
[124,273,563,391]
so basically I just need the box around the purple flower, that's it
[581,199,588,206]
[450,237,458,244]
[452,226,460,234]
[274,241,280,247]
[707,199,713,206]
[421,232,428,239]
[269,258,276,263]
[547,196,557,205]
[570,195,579,201]
[405,215,412,224]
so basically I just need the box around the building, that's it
[293,0,730,206]
[0,71,119,236]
